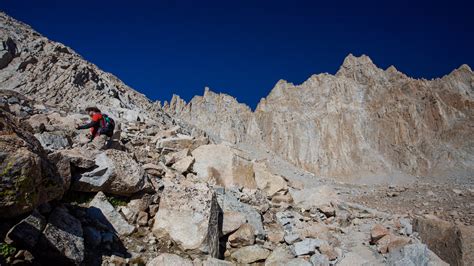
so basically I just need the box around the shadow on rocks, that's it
[77,205,131,266]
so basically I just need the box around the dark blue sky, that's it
[1,0,473,109]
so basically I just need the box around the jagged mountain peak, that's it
[170,53,474,181]
[459,64,472,72]
[451,63,473,75]
[336,53,386,81]
[341,53,375,67]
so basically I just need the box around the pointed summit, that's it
[336,53,384,81]
[385,65,408,80]
[341,53,375,68]
[457,64,472,73]
[266,79,293,101]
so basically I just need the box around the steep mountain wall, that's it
[166,55,474,181]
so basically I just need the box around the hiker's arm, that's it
[77,120,100,129]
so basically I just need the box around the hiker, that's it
[76,107,115,149]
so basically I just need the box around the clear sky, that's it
[1,0,473,109]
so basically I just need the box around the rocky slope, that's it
[0,11,472,266]
[166,55,474,183]
[0,11,170,124]
[1,91,458,265]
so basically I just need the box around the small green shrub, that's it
[0,242,16,259]
[107,195,128,207]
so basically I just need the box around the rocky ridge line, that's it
[165,55,474,183]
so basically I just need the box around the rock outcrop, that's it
[37,206,85,264]
[414,215,474,266]
[166,55,474,182]
[152,181,219,257]
[72,149,148,196]
[0,108,65,217]
[87,191,135,236]
[192,144,256,189]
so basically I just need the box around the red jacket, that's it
[77,113,105,140]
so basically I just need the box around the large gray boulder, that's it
[37,206,85,265]
[217,190,265,238]
[231,245,270,264]
[289,185,338,210]
[72,149,147,196]
[0,109,65,218]
[414,215,473,266]
[152,181,219,257]
[87,191,135,236]
[48,148,97,192]
[34,131,71,151]
[192,144,256,189]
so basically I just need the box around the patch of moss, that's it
[0,161,14,177]
[0,242,16,259]
[0,157,37,205]
[106,195,128,208]
[0,189,15,197]
[17,174,36,205]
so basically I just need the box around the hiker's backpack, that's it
[100,114,115,136]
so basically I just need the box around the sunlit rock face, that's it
[166,54,474,181]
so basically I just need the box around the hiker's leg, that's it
[93,134,108,150]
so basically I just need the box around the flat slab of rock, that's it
[289,185,338,210]
[152,181,219,257]
[192,144,256,189]
[253,162,287,196]
[231,245,270,264]
[37,207,84,264]
[228,223,256,248]
[87,191,135,236]
[164,148,190,165]
[222,211,247,235]
[72,149,146,196]
[172,155,194,174]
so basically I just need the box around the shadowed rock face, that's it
[166,55,474,182]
